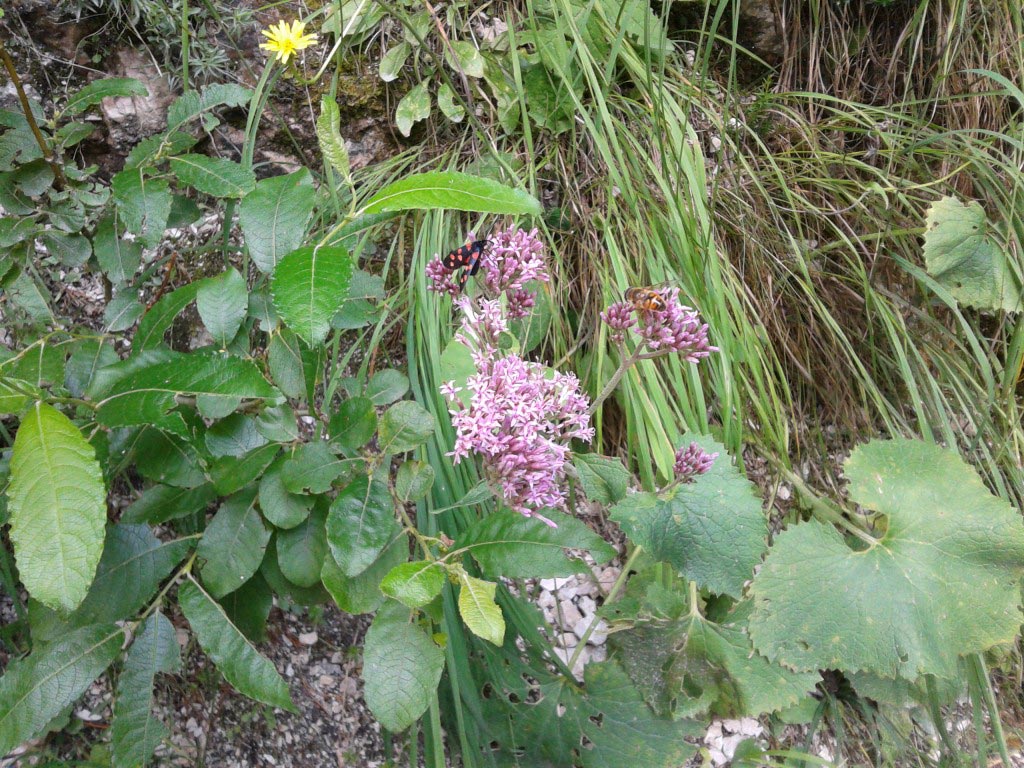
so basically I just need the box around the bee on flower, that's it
[260,19,318,65]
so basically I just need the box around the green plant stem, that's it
[588,346,641,415]
[924,674,958,758]
[770,461,878,547]
[181,0,190,89]
[0,40,65,190]
[968,653,1013,768]
[567,546,641,671]
[134,547,199,627]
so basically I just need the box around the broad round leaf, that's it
[271,245,353,347]
[395,460,435,503]
[362,602,444,732]
[361,171,542,216]
[327,472,396,577]
[378,400,435,454]
[328,396,377,454]
[197,488,270,598]
[322,532,408,615]
[276,504,328,588]
[749,438,1024,679]
[9,403,107,611]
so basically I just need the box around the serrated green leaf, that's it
[166,83,251,131]
[455,508,614,579]
[328,396,377,454]
[315,98,350,180]
[268,328,317,400]
[74,524,192,624]
[327,471,396,577]
[170,154,256,198]
[105,292,145,332]
[122,483,216,524]
[573,453,630,504]
[271,245,353,347]
[0,377,38,414]
[197,487,270,598]
[378,400,435,454]
[362,171,542,216]
[282,440,351,494]
[610,436,765,598]
[204,413,266,458]
[0,340,65,387]
[220,571,273,643]
[258,456,314,529]
[110,612,179,768]
[240,169,316,274]
[94,215,141,285]
[445,41,485,77]
[276,504,328,588]
[437,83,465,122]
[41,229,90,267]
[362,601,444,732]
[111,168,170,249]
[395,80,431,137]
[65,339,118,398]
[197,268,248,347]
[131,428,208,488]
[379,43,411,82]
[366,369,409,405]
[9,402,106,611]
[63,77,147,116]
[923,196,1022,311]
[0,624,123,754]
[395,460,434,503]
[322,532,407,614]
[381,561,444,608]
[179,578,295,711]
[458,574,504,645]
[749,438,1024,679]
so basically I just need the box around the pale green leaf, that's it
[170,154,256,198]
[63,77,148,116]
[394,460,434,503]
[379,43,411,82]
[437,83,465,122]
[445,41,485,77]
[240,169,316,274]
[458,574,504,645]
[749,438,1024,679]
[94,215,141,285]
[179,579,295,711]
[395,80,431,137]
[9,402,106,611]
[271,245,353,347]
[377,400,435,454]
[315,98,350,180]
[381,561,444,608]
[362,171,542,216]
[573,453,630,504]
[111,169,171,248]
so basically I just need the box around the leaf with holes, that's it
[395,80,431,137]
[749,438,1024,679]
[9,403,106,611]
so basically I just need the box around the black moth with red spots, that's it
[443,239,488,292]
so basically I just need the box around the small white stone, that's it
[298,631,318,646]
[318,675,335,688]
[577,595,597,617]
[537,591,556,609]
[721,734,745,758]
[721,718,743,733]
[705,720,723,741]
[777,485,791,501]
[708,747,728,766]
[587,619,609,646]
[557,632,577,648]
[710,136,722,151]
[737,717,762,736]
[558,601,582,628]
[590,645,607,663]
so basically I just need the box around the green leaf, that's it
[133,279,207,351]
[378,400,435,454]
[923,196,1022,311]
[328,396,377,454]
[111,168,171,248]
[362,601,444,732]
[63,77,147,116]
[456,508,615,579]
[322,532,406,615]
[220,571,273,643]
[197,268,248,347]
[0,340,66,387]
[0,378,38,414]
[167,83,251,131]
[378,42,411,82]
[110,612,180,768]
[268,328,316,400]
[255,404,300,443]
[259,456,315,529]
[327,471,396,577]
[271,245,354,347]
[64,338,118,398]
[205,414,267,458]
[0,624,123,754]
[170,154,256,198]
[381,561,444,608]
[458,574,504,645]
[131,428,208,488]
[179,578,295,711]
[9,402,106,611]
[315,98,350,180]
[209,444,280,496]
[366,368,409,405]
[94,215,141,285]
[74,524,192,624]
[395,80,431,137]
[362,171,542,216]
[260,539,330,607]
[123,483,216,525]
[276,504,328,588]
[610,436,766,598]
[41,230,90,267]
[282,440,351,494]
[240,169,316,274]
[197,487,270,598]
[445,41,485,77]
[573,453,630,504]
[749,438,1024,679]
[105,292,145,332]
[95,351,278,433]
[395,460,434,503]
[437,83,465,122]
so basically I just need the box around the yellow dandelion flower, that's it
[260,19,318,64]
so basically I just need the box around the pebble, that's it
[299,631,318,646]
[558,600,582,627]
[557,632,577,648]
[577,595,596,617]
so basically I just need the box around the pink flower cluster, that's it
[440,230,592,526]
[427,225,550,318]
[602,288,717,362]
[673,441,718,482]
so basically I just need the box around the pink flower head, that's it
[601,300,637,344]
[674,441,718,482]
[635,289,717,361]
[481,225,550,296]
[426,256,460,297]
